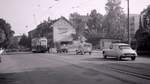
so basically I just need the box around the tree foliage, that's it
[19,34,30,48]
[69,10,104,46]
[8,36,20,49]
[30,19,54,47]
[103,0,127,40]
[69,13,85,36]
[69,0,127,46]
[0,18,14,48]
[135,5,150,51]
[84,10,104,46]
[35,21,53,37]
[87,10,103,33]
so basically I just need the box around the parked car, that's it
[102,43,137,60]
[76,43,92,55]
[56,44,68,53]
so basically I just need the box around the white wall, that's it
[52,18,75,42]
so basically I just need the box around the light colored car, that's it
[76,43,92,55]
[102,43,137,60]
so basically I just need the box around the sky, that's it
[0,0,150,35]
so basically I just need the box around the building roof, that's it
[54,16,74,27]
[28,16,74,37]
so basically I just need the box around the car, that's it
[56,44,68,53]
[102,43,137,60]
[76,43,92,55]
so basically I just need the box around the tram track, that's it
[111,63,150,73]
[36,54,143,84]
[103,64,150,80]
[35,53,150,82]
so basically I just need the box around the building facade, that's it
[52,17,76,43]
[28,16,76,47]
[129,14,140,39]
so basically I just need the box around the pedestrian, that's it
[0,48,4,62]
[47,46,50,53]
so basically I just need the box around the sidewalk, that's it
[5,51,32,55]
[48,49,102,55]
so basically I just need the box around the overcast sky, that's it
[0,0,150,35]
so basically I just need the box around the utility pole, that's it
[127,0,130,44]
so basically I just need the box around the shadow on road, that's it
[0,73,17,84]
[0,65,102,84]
[0,67,70,84]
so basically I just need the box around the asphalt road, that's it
[0,52,150,84]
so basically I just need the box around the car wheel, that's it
[75,50,78,54]
[103,55,107,59]
[76,51,79,55]
[32,51,36,53]
[57,50,59,53]
[81,52,84,55]
[103,52,107,59]
[103,53,107,59]
[131,56,136,60]
[89,52,91,55]
[117,56,121,61]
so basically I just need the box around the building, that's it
[52,16,75,43]
[129,14,140,39]
[99,38,121,50]
[28,16,76,47]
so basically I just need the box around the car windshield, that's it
[119,45,131,49]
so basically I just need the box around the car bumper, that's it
[121,54,137,57]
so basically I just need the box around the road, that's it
[0,52,150,84]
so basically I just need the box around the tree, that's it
[84,10,104,46]
[69,11,104,47]
[103,0,127,41]
[86,10,103,35]
[8,36,20,49]
[69,13,86,36]
[30,18,54,48]
[19,34,30,48]
[87,10,103,32]
[135,5,150,51]
[0,18,14,48]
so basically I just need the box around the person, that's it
[47,46,50,53]
[0,48,4,62]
